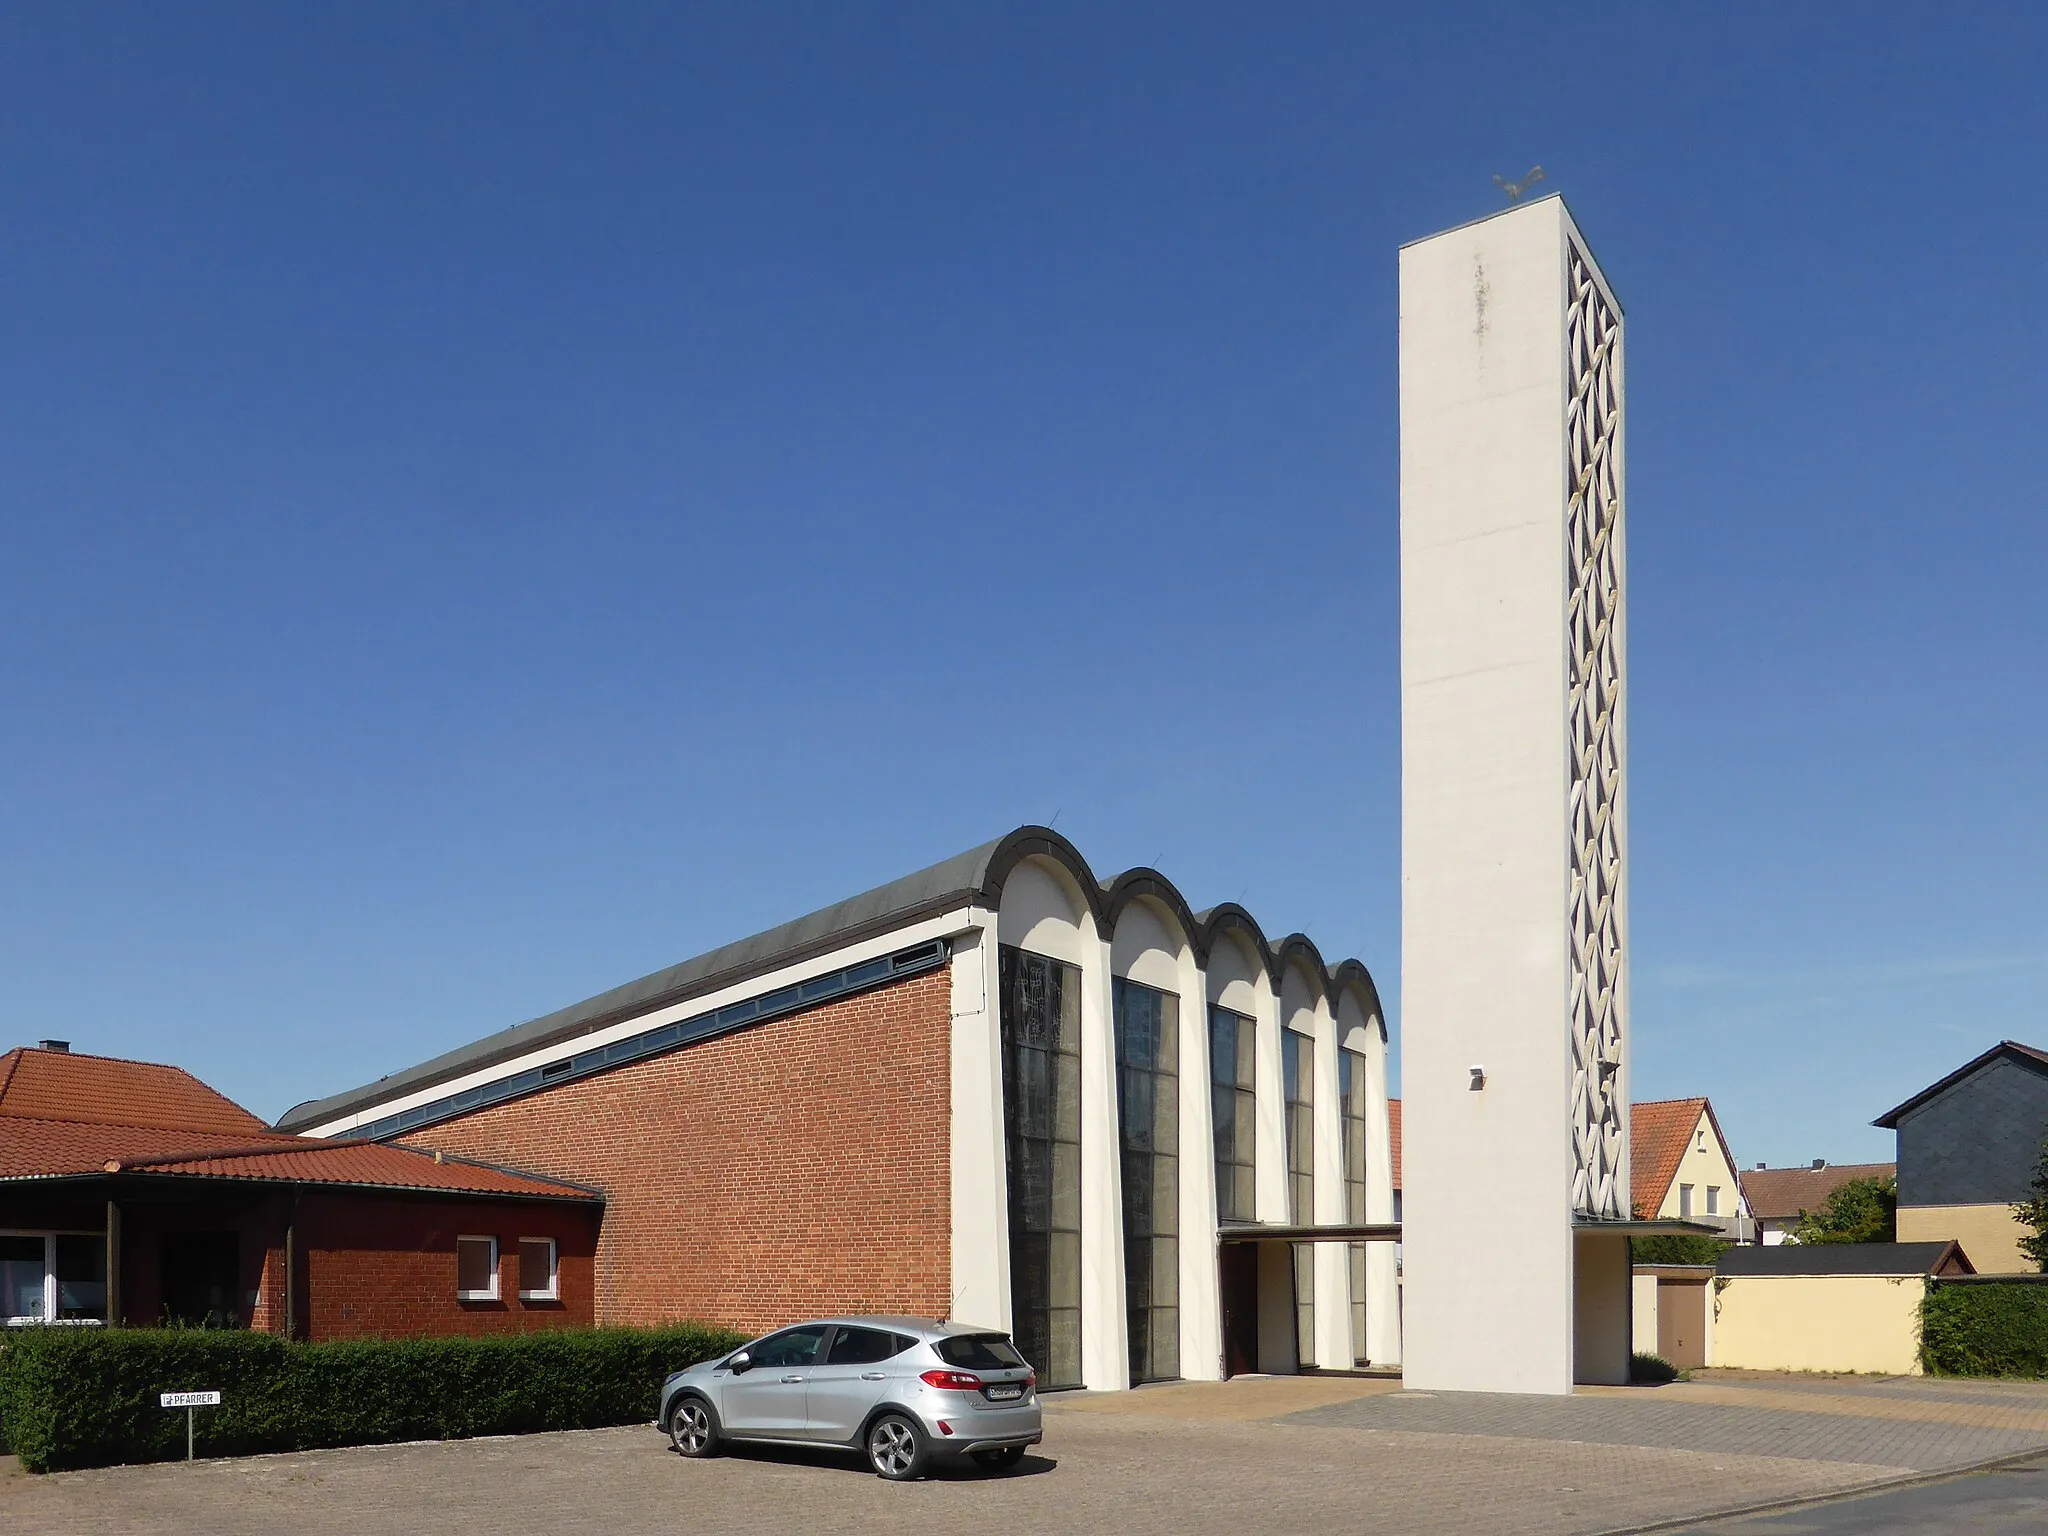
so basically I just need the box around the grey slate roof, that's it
[277,825,1387,1135]
[1872,1040,2048,1128]
[1715,1242,1970,1277]
[276,835,1007,1133]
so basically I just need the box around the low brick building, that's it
[282,825,1399,1391]
[0,1043,600,1339]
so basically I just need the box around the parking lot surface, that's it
[8,1373,2048,1535]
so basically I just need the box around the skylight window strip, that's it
[351,939,950,1142]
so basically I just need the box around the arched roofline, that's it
[972,827,1386,1034]
[1330,960,1390,1043]
[1100,869,1203,955]
[976,825,1109,928]
[1194,904,1278,977]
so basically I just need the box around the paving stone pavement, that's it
[1284,1376,2048,1473]
[5,1376,2047,1536]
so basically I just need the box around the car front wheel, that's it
[866,1413,929,1480]
[668,1396,721,1458]
[971,1445,1027,1472]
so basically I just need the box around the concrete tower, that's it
[1397,196,1632,1394]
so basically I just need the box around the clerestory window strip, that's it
[350,939,951,1142]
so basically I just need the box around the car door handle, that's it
[780,1374,803,1383]
[861,1372,886,1381]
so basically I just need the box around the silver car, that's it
[658,1316,1042,1480]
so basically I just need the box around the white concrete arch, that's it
[1108,892,1218,1382]
[996,853,1126,1391]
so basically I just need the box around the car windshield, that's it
[934,1334,1027,1370]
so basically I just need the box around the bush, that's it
[1630,1235,1728,1267]
[1921,1282,2048,1378]
[1793,1175,1897,1245]
[0,1321,745,1472]
[1630,1351,1679,1384]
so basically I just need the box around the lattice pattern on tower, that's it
[1565,240,1627,1219]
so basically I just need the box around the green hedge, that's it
[1921,1282,2048,1377]
[0,1322,745,1472]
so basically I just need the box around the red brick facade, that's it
[298,1193,596,1340]
[406,967,953,1334]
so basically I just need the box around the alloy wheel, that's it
[670,1400,712,1455]
[868,1418,917,1477]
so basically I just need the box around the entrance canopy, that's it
[1217,1221,1401,1244]
[1571,1217,1723,1237]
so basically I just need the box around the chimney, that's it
[1755,1161,1766,1170]
[1811,1158,1827,1170]
[37,1039,71,1053]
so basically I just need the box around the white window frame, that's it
[1678,1183,1694,1218]
[1,1229,108,1327]
[455,1235,500,1301]
[517,1237,559,1302]
[1706,1185,1721,1216]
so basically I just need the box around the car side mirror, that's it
[726,1351,752,1375]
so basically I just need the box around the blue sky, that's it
[3,4,2041,1167]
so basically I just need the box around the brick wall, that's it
[405,967,952,1334]
[298,1192,598,1341]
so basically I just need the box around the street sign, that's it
[161,1390,222,1458]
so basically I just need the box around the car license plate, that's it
[986,1384,1023,1401]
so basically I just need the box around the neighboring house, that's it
[1738,1160,1895,1245]
[1874,1040,2048,1274]
[1630,1097,1753,1240]
[0,1041,599,1337]
[279,827,1399,1390]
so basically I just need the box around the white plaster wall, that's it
[1631,1271,1659,1356]
[1253,961,1288,1227]
[1573,1232,1632,1385]
[948,918,1010,1330]
[1401,196,1581,1395]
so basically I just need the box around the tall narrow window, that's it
[1114,977,1180,1383]
[518,1238,558,1301]
[1341,1047,1368,1365]
[1209,1007,1256,1222]
[1283,1028,1315,1367]
[999,944,1083,1390]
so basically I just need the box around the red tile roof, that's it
[1739,1162,1895,1222]
[114,1140,597,1200]
[0,1046,270,1135]
[1630,1098,1709,1219]
[0,1044,595,1202]
[1389,1098,1402,1193]
[0,1116,295,1180]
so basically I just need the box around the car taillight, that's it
[920,1369,984,1391]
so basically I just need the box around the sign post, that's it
[159,1390,221,1461]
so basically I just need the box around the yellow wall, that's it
[1898,1203,2032,1275]
[1713,1274,1925,1376]
[1652,1110,1743,1224]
